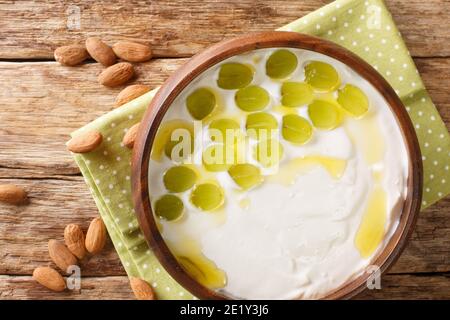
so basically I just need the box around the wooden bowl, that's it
[131,31,423,300]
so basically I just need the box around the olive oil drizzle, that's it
[170,239,227,289]
[268,155,347,185]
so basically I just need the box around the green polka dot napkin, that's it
[71,0,450,299]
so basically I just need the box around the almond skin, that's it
[54,45,89,66]
[130,277,155,300]
[85,37,116,66]
[33,267,66,292]
[67,130,103,153]
[98,62,134,87]
[122,122,141,149]
[115,84,151,107]
[0,184,28,205]
[64,224,86,259]
[85,217,106,254]
[48,240,78,273]
[112,41,152,62]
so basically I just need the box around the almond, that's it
[64,224,86,259]
[48,240,78,273]
[85,217,106,254]
[115,84,151,107]
[98,62,134,87]
[54,45,89,66]
[122,122,141,149]
[67,130,103,153]
[0,184,28,205]
[112,41,152,62]
[33,266,66,292]
[129,277,155,300]
[85,37,116,66]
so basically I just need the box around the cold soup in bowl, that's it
[132,32,421,300]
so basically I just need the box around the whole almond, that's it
[0,184,28,205]
[122,122,141,149]
[98,62,134,87]
[112,41,152,62]
[54,45,89,66]
[85,37,116,66]
[67,130,103,153]
[64,224,86,259]
[129,277,155,300]
[33,267,66,292]
[115,84,151,107]
[48,240,78,273]
[85,217,106,254]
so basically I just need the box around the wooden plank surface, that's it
[0,276,135,300]
[1,273,449,300]
[0,176,449,276]
[0,0,449,59]
[0,59,186,175]
[0,0,449,300]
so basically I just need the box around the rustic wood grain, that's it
[0,58,186,175]
[0,273,448,300]
[0,0,449,300]
[0,177,125,277]
[0,57,448,176]
[0,176,448,276]
[0,0,448,60]
[131,32,424,300]
[0,275,134,300]
[394,197,450,274]
[356,273,450,300]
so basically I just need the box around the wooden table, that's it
[0,0,449,300]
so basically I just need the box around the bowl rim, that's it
[131,31,423,300]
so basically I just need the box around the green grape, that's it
[190,183,225,211]
[254,139,284,167]
[228,164,263,190]
[163,166,197,193]
[304,61,340,92]
[202,144,235,172]
[308,99,341,130]
[186,88,216,120]
[164,122,194,161]
[217,63,253,90]
[209,118,240,142]
[266,49,298,79]
[235,85,270,112]
[282,114,313,144]
[154,194,184,221]
[281,82,314,107]
[337,84,369,117]
[245,112,278,140]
